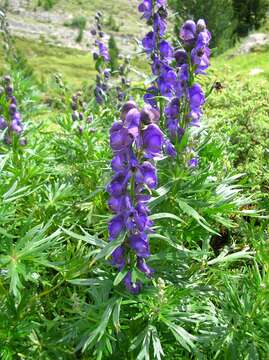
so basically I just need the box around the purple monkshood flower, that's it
[188,84,205,126]
[164,140,177,157]
[142,31,155,54]
[138,0,152,20]
[0,77,26,145]
[180,20,196,45]
[159,40,173,62]
[107,101,164,293]
[188,157,199,168]
[96,40,110,62]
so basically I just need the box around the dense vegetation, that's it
[0,1,269,359]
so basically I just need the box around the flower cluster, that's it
[107,101,164,293]
[70,91,94,134]
[163,19,211,159]
[0,76,26,146]
[138,2,211,163]
[91,12,111,104]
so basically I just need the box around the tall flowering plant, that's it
[0,75,26,147]
[139,0,211,164]
[91,12,111,104]
[107,101,164,293]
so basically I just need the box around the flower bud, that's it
[93,52,99,61]
[90,28,97,36]
[86,115,93,123]
[197,19,206,32]
[72,111,79,121]
[120,100,137,120]
[0,116,8,130]
[19,138,27,146]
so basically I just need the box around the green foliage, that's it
[105,15,121,32]
[233,0,269,36]
[37,0,58,11]
[0,11,268,360]
[64,16,87,43]
[108,35,119,72]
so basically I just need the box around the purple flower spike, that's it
[107,101,163,293]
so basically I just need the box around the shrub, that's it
[232,0,269,36]
[169,0,237,53]
[64,16,87,43]
[108,35,119,72]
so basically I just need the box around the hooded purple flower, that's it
[142,31,155,54]
[165,97,180,119]
[188,84,205,126]
[159,40,173,62]
[174,49,187,66]
[125,108,141,138]
[110,122,133,151]
[158,69,177,98]
[138,0,152,20]
[144,86,159,108]
[129,232,150,258]
[112,246,126,270]
[96,41,110,62]
[140,104,160,124]
[143,124,164,156]
[109,215,125,240]
[180,20,196,45]
[164,140,177,157]
[188,157,199,168]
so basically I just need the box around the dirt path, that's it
[2,0,138,54]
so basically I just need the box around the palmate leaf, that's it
[207,247,254,266]
[130,325,164,360]
[1,223,62,303]
[150,212,185,223]
[162,320,196,353]
[76,297,121,353]
[62,227,106,248]
[176,198,219,235]
[95,231,126,261]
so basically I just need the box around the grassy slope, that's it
[27,0,142,38]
